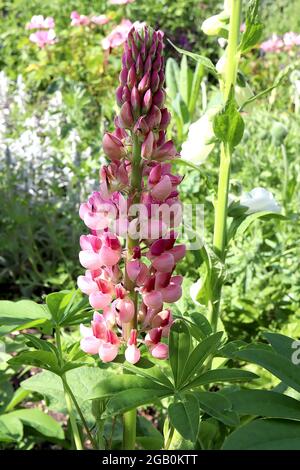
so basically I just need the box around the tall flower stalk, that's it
[77,24,185,449]
[209,0,242,332]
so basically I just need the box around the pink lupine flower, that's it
[91,15,110,26]
[125,329,140,364]
[283,32,300,50]
[26,15,55,30]
[29,29,56,48]
[260,34,284,53]
[70,11,90,27]
[79,24,185,364]
[102,19,133,50]
[80,312,119,361]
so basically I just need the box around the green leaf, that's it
[168,40,217,76]
[180,332,223,387]
[239,0,264,53]
[21,366,111,424]
[168,393,200,442]
[119,357,173,389]
[0,414,23,442]
[179,55,192,106]
[8,409,64,440]
[188,62,204,116]
[263,332,295,358]
[105,388,171,417]
[46,291,74,326]
[233,346,300,393]
[136,416,164,450]
[195,391,239,426]
[89,374,168,400]
[228,211,286,242]
[238,64,294,111]
[186,312,213,341]
[222,418,300,450]
[224,389,300,421]
[185,368,258,390]
[8,350,61,374]
[165,58,179,100]
[0,300,50,334]
[213,89,244,150]
[172,94,190,125]
[169,320,191,387]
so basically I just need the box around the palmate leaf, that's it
[0,300,50,334]
[233,345,300,394]
[195,391,239,426]
[8,350,61,375]
[180,332,223,387]
[169,320,191,387]
[183,368,258,390]
[263,332,295,358]
[223,389,300,421]
[168,393,200,442]
[117,356,173,389]
[8,408,64,440]
[222,418,300,450]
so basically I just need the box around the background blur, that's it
[1,0,300,344]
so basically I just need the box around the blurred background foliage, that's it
[0,0,300,345]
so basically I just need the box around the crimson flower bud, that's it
[159,108,171,130]
[142,89,152,113]
[136,54,143,78]
[138,72,150,93]
[119,101,134,129]
[131,85,141,113]
[127,65,137,90]
[146,105,161,129]
[119,68,128,85]
[151,71,160,92]
[141,131,154,159]
[116,85,124,107]
[134,116,149,135]
[152,89,166,108]
[102,133,126,160]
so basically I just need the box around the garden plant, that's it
[1,0,300,452]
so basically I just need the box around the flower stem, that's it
[210,0,242,332]
[55,327,83,450]
[122,134,142,450]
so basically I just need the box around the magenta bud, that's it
[155,140,177,160]
[140,43,147,61]
[125,51,134,69]
[119,101,134,129]
[134,116,149,135]
[119,67,128,85]
[141,131,154,159]
[131,85,141,113]
[152,89,166,108]
[131,41,139,60]
[149,42,157,58]
[149,164,162,185]
[138,72,150,93]
[159,108,171,130]
[143,55,152,73]
[146,105,161,129]
[102,133,125,161]
[127,65,137,90]
[151,71,160,92]
[152,55,162,71]
[116,85,124,107]
[157,40,163,56]
[122,86,131,103]
[136,54,143,77]
[158,70,165,87]
[142,89,152,113]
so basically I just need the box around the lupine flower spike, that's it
[78,24,185,364]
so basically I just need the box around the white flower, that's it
[190,278,202,306]
[240,187,281,214]
[201,12,229,36]
[181,107,219,164]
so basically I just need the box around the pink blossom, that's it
[29,29,56,48]
[260,34,284,53]
[70,11,90,27]
[26,15,55,30]
[283,32,300,50]
[125,329,140,364]
[80,312,119,362]
[91,15,110,26]
[102,19,133,50]
[78,269,115,310]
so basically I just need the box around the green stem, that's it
[55,327,83,450]
[281,143,289,206]
[122,134,142,450]
[209,0,242,333]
